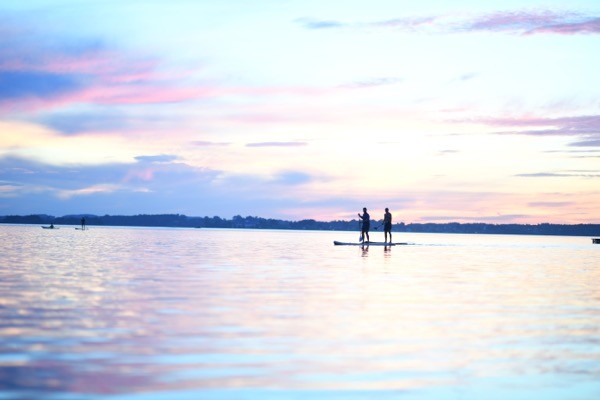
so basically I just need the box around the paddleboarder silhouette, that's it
[358,207,370,243]
[383,208,392,243]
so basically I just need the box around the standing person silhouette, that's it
[81,217,86,231]
[358,207,370,243]
[383,208,392,243]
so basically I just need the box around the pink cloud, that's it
[466,11,600,35]
[526,17,600,35]
[467,10,561,31]
[0,30,214,113]
[123,168,155,183]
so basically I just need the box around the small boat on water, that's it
[41,225,59,229]
[593,238,600,244]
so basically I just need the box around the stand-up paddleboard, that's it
[334,241,408,246]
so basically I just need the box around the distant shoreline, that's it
[1,214,599,237]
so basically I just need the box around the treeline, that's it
[1,214,599,236]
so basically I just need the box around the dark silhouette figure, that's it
[81,217,86,230]
[383,208,392,243]
[358,207,370,242]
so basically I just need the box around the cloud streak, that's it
[515,171,600,178]
[476,114,600,147]
[246,142,308,147]
[298,10,600,36]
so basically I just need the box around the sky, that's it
[0,0,599,223]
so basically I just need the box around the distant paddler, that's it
[81,217,86,230]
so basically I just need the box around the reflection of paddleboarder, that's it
[81,217,86,230]
[358,207,370,243]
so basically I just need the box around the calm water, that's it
[1,225,599,400]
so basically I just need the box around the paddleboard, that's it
[333,241,408,246]
[41,226,59,229]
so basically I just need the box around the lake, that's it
[0,225,599,399]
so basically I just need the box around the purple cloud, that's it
[466,11,562,31]
[525,16,600,35]
[297,10,600,36]
[528,201,573,208]
[476,114,600,147]
[455,10,600,35]
[570,139,600,147]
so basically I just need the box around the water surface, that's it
[1,225,599,399]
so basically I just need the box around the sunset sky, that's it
[1,0,599,223]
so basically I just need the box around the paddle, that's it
[359,220,363,242]
[358,221,363,242]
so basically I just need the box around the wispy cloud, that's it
[475,114,600,147]
[515,171,600,178]
[191,141,231,147]
[486,114,600,135]
[296,18,346,29]
[297,10,600,36]
[438,150,460,156]
[570,139,600,147]
[341,77,402,89]
[526,17,600,35]
[297,16,439,31]
[528,201,573,208]
[246,142,308,147]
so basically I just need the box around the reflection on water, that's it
[1,225,599,399]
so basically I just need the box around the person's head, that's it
[363,207,367,212]
[385,208,389,212]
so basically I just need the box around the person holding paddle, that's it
[358,207,370,243]
[383,208,392,243]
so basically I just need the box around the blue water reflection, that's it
[1,226,599,399]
